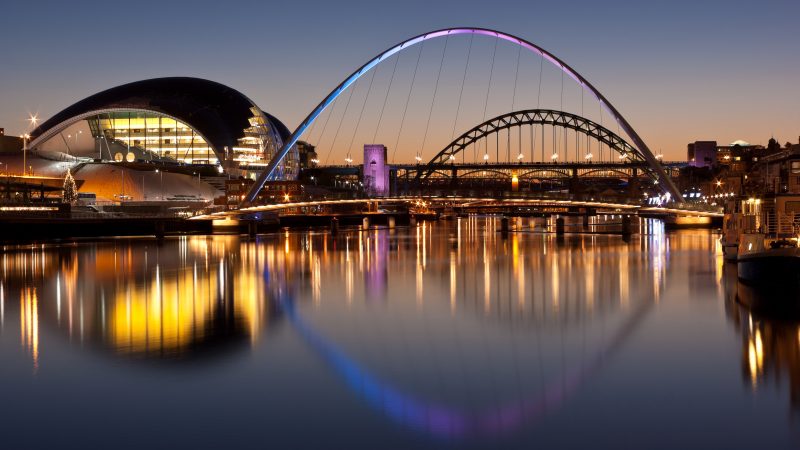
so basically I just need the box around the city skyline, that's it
[1,0,798,161]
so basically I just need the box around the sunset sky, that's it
[1,0,797,161]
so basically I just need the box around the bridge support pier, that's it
[555,217,565,235]
[154,221,165,239]
[621,215,633,236]
[362,217,369,230]
[247,221,257,237]
[330,217,339,235]
[501,216,509,233]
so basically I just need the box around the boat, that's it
[734,194,800,286]
[720,213,742,261]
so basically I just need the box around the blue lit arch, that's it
[244,27,680,203]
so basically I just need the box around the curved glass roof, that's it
[30,77,290,160]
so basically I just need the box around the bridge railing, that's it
[394,189,643,205]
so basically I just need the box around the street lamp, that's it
[155,169,163,200]
[21,133,31,176]
[66,130,82,156]
[551,153,558,161]
[21,115,38,177]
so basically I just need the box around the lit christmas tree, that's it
[63,168,78,205]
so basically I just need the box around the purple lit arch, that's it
[243,27,680,203]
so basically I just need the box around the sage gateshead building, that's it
[27,77,298,180]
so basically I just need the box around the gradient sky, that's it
[1,0,798,161]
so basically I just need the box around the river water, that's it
[1,217,798,449]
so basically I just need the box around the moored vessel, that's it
[735,194,800,287]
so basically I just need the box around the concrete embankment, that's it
[0,216,212,241]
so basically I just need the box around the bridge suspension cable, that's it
[391,41,425,163]
[345,68,377,158]
[420,36,449,161]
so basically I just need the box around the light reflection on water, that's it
[0,218,798,448]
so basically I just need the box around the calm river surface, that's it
[1,217,798,449]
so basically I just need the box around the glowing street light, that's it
[585,153,593,160]
[415,153,422,163]
[66,130,82,156]
[517,153,524,162]
[19,115,38,177]
[551,153,558,160]
[155,169,164,200]
[483,153,489,163]
[21,133,31,176]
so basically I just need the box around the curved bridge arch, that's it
[519,168,573,179]
[244,27,680,204]
[580,168,635,179]
[425,169,457,179]
[457,168,515,179]
[420,109,642,179]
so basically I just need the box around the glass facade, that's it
[83,108,298,179]
[89,112,216,165]
[35,108,298,182]
[231,107,299,180]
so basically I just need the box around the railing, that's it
[765,211,797,238]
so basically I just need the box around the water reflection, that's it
[0,219,717,443]
[724,265,800,412]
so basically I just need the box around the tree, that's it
[63,168,78,205]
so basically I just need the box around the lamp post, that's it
[22,115,38,176]
[21,134,30,176]
[155,169,163,200]
[66,130,82,156]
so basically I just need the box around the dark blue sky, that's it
[1,0,797,159]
